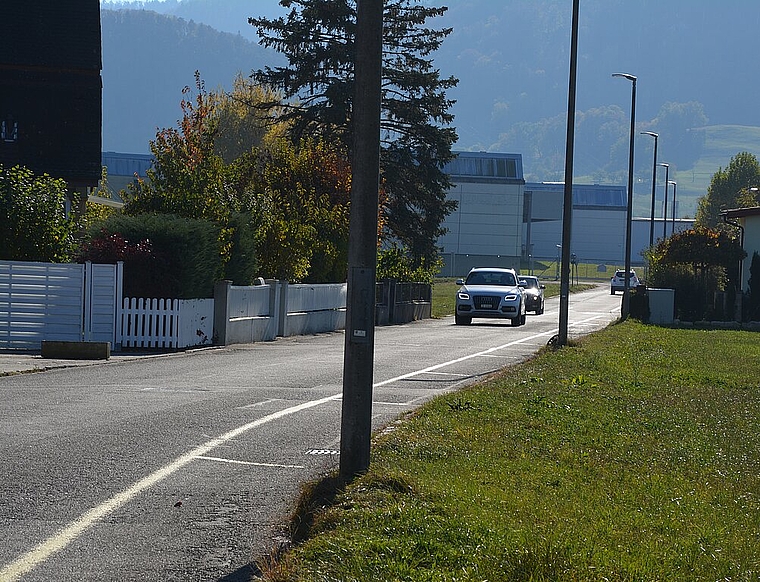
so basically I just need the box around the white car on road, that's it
[610,269,640,294]
[455,267,526,326]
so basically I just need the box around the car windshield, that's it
[519,278,538,289]
[466,271,516,286]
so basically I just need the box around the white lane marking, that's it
[1,313,606,579]
[194,455,305,469]
[373,314,604,388]
[0,392,341,582]
[237,398,283,410]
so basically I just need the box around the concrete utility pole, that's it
[557,0,580,347]
[339,0,383,483]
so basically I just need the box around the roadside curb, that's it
[0,345,221,376]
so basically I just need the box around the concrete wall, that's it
[214,280,431,345]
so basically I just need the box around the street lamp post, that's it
[613,72,636,320]
[658,162,670,239]
[669,180,677,236]
[641,131,658,248]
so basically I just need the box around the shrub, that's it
[377,244,442,284]
[0,165,76,262]
[628,285,650,321]
[646,228,743,321]
[79,214,222,298]
[223,212,258,285]
[746,252,760,321]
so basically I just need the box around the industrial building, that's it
[439,151,692,277]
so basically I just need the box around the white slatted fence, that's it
[0,261,122,349]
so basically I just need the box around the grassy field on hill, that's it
[672,125,760,216]
[577,124,760,221]
[261,321,760,581]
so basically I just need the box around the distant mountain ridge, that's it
[101,8,279,153]
[100,1,760,216]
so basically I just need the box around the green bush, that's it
[377,244,442,284]
[628,285,650,321]
[0,165,76,262]
[79,214,222,298]
[223,212,258,285]
[746,252,760,321]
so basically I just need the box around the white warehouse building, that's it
[438,151,692,277]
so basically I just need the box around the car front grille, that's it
[474,295,498,310]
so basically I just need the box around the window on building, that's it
[444,156,518,178]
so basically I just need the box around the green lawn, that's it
[260,321,760,581]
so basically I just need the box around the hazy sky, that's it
[99,0,286,20]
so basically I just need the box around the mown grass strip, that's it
[268,321,760,581]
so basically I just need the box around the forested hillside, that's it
[100,8,278,154]
[100,1,760,216]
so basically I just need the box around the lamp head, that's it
[612,72,637,82]
[658,162,669,168]
[641,131,658,138]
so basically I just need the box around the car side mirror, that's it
[455,279,464,285]
[540,284,546,289]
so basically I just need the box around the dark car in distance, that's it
[518,275,545,314]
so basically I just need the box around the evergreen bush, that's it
[79,214,222,298]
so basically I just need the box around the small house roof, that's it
[722,206,760,219]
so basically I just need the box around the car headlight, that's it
[504,294,517,301]
[457,292,470,300]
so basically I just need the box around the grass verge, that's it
[261,321,760,581]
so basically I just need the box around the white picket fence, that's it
[119,297,214,349]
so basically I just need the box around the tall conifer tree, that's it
[250,0,459,266]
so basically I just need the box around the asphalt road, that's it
[0,285,620,581]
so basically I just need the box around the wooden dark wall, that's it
[0,0,102,187]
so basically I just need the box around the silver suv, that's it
[455,267,526,326]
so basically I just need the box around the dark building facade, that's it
[0,1,102,188]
